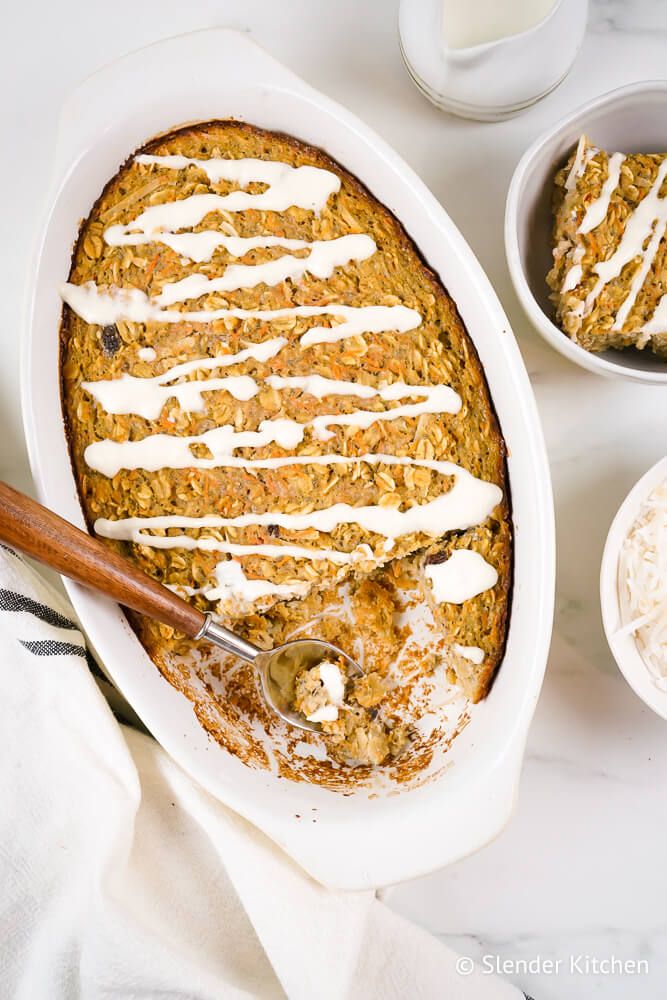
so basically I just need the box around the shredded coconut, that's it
[617,478,667,688]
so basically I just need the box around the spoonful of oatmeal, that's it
[0,481,362,732]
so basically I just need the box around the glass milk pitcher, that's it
[399,0,589,121]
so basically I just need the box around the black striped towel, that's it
[0,543,523,1000]
[0,542,139,727]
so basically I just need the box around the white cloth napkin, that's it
[0,544,524,1000]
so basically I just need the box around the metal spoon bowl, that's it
[197,615,363,732]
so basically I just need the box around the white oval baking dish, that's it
[21,29,554,889]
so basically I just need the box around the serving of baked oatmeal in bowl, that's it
[24,30,553,887]
[507,81,667,383]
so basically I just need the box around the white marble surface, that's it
[3,1,667,996]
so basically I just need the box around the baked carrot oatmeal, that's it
[60,120,511,776]
[548,135,667,359]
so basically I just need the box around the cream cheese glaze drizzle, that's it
[561,246,584,294]
[196,559,310,605]
[641,292,667,337]
[153,234,376,304]
[425,550,498,604]
[613,216,667,332]
[83,361,460,424]
[561,262,582,293]
[84,385,463,473]
[94,466,501,542]
[564,136,598,193]
[105,230,352,265]
[81,339,287,419]
[137,534,375,564]
[60,282,422,343]
[127,154,340,214]
[84,372,260,420]
[63,150,504,609]
[83,449,485,484]
[453,643,485,665]
[578,151,625,235]
[579,154,667,332]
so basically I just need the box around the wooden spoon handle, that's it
[0,481,206,638]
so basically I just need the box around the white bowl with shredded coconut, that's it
[601,455,667,718]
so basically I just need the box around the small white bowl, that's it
[505,81,667,385]
[600,455,667,719]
